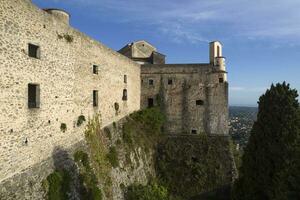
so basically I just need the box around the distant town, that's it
[229,106,258,150]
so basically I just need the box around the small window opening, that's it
[149,79,154,85]
[28,43,40,59]
[122,89,128,101]
[217,46,220,57]
[191,129,197,134]
[148,98,154,108]
[28,84,40,108]
[124,75,127,83]
[168,79,173,85]
[219,78,224,83]
[93,65,98,74]
[93,90,98,107]
[196,100,204,106]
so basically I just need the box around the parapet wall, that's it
[0,0,140,183]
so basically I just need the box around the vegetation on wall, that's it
[57,32,74,43]
[74,151,102,200]
[156,135,234,200]
[84,114,113,199]
[43,170,71,200]
[106,146,119,168]
[42,107,234,200]
[232,82,300,200]
[125,181,169,200]
[60,123,67,132]
[77,115,86,127]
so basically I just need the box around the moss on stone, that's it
[76,115,86,127]
[107,146,119,168]
[74,150,102,200]
[156,135,234,199]
[84,114,113,199]
[44,170,71,200]
[60,123,67,132]
[125,181,169,200]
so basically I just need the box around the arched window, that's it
[217,46,220,57]
[122,89,127,101]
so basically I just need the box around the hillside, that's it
[229,106,258,149]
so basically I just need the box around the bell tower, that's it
[209,41,227,82]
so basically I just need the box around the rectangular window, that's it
[148,98,154,108]
[124,75,127,83]
[93,65,98,74]
[196,100,204,106]
[28,84,40,108]
[168,79,173,85]
[191,129,197,134]
[149,79,154,85]
[28,43,40,59]
[93,90,98,107]
[219,78,224,83]
[122,89,128,101]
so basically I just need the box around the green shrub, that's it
[74,150,89,168]
[45,170,71,200]
[77,115,86,127]
[130,107,165,133]
[84,115,112,198]
[122,123,134,147]
[107,146,119,168]
[64,34,73,43]
[60,123,67,132]
[74,150,102,200]
[125,182,169,200]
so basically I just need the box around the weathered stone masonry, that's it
[0,0,229,199]
[119,40,229,135]
[0,0,140,184]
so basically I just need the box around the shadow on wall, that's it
[52,146,75,170]
[44,146,81,200]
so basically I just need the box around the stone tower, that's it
[210,41,227,82]
[120,40,229,135]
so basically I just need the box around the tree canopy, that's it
[232,82,300,200]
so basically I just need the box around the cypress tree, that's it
[232,82,300,200]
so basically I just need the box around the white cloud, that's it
[44,0,300,44]
[230,86,268,92]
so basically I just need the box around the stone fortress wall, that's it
[119,41,229,135]
[0,0,141,184]
[0,0,229,198]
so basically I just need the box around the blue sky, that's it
[32,0,300,106]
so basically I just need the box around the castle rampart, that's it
[0,1,230,199]
[0,0,140,183]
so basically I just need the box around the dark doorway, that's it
[148,98,154,108]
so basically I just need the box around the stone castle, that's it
[0,0,228,198]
